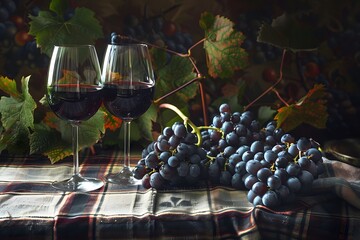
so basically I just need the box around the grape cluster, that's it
[133,122,208,189]
[0,0,49,78]
[200,104,324,208]
[112,14,193,53]
[135,103,325,209]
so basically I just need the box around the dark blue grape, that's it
[262,190,280,208]
[281,133,295,144]
[246,160,263,176]
[159,164,177,181]
[267,175,281,190]
[150,172,164,189]
[297,137,312,151]
[252,181,267,196]
[221,121,234,135]
[168,155,180,168]
[250,140,264,153]
[244,174,258,189]
[133,165,147,179]
[286,162,301,176]
[235,161,247,175]
[298,156,310,168]
[226,132,239,146]
[305,148,323,163]
[264,150,277,163]
[174,123,187,138]
[219,103,231,113]
[257,168,272,182]
[145,151,159,169]
[286,177,301,193]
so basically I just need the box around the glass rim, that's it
[53,44,96,48]
[107,43,148,47]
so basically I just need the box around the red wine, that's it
[47,84,103,121]
[103,81,155,120]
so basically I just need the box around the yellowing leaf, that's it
[44,146,72,164]
[274,84,328,132]
[0,76,21,99]
[103,107,122,131]
[200,12,248,78]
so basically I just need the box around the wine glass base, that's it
[105,167,136,185]
[52,174,104,192]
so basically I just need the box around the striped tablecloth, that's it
[0,148,359,240]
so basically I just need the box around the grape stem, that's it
[159,103,203,146]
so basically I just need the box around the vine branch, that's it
[243,49,288,111]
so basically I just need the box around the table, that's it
[0,148,359,240]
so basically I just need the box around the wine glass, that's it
[101,43,155,184]
[46,45,104,192]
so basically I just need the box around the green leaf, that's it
[0,76,36,153]
[154,50,198,102]
[200,12,248,78]
[49,0,68,17]
[257,13,320,52]
[59,110,105,148]
[0,124,30,153]
[30,123,72,163]
[29,7,103,56]
[135,104,158,141]
[31,111,105,163]
[0,76,36,131]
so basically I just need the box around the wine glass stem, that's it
[123,120,131,169]
[72,122,80,176]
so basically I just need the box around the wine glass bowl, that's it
[47,45,104,192]
[102,43,155,184]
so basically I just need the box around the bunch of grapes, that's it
[135,103,325,209]
[200,104,324,208]
[133,121,209,189]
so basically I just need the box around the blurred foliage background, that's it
[1,0,360,160]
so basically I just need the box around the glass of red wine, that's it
[46,45,104,192]
[101,43,155,185]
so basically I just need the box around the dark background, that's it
[1,0,360,145]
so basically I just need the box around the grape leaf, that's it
[0,76,21,99]
[28,7,103,56]
[274,84,328,132]
[135,104,158,141]
[257,13,320,52]
[153,49,198,102]
[0,76,36,131]
[58,110,105,148]
[31,111,105,163]
[49,0,68,17]
[0,124,30,153]
[29,123,72,164]
[200,12,248,78]
[0,76,36,153]
[102,106,122,132]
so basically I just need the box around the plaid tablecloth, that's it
[0,149,359,240]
